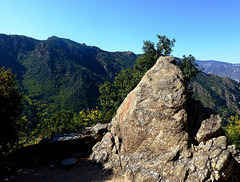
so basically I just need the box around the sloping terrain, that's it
[196,60,240,82]
[191,72,240,122]
[0,34,138,111]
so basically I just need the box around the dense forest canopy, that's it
[0,34,138,113]
[0,67,22,158]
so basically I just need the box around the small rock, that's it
[49,133,81,143]
[93,123,108,135]
[228,145,237,155]
[195,115,223,143]
[61,158,78,166]
[69,152,84,158]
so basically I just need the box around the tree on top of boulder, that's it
[134,35,175,76]
[177,54,201,87]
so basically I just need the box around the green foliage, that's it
[38,110,75,138]
[134,35,175,75]
[225,115,240,147]
[99,68,140,122]
[16,97,52,146]
[77,109,102,127]
[177,54,201,98]
[0,67,23,157]
[35,109,102,139]
[177,55,201,86]
[99,81,118,120]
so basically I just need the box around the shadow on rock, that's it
[186,97,225,144]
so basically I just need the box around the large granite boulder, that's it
[90,56,240,181]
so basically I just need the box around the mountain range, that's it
[0,33,240,121]
[196,60,240,82]
[0,34,137,112]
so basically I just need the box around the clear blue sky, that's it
[0,0,239,63]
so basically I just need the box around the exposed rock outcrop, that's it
[90,56,240,181]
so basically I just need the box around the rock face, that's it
[90,56,240,181]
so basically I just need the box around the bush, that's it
[225,115,240,147]
[36,109,102,139]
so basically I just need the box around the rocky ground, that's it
[1,157,113,182]
[0,124,113,182]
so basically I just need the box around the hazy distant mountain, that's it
[196,60,240,82]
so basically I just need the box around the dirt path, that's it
[1,158,114,182]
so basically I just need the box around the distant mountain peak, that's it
[47,35,60,40]
[196,60,240,82]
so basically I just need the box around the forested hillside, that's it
[192,72,240,122]
[1,33,240,121]
[0,34,138,112]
